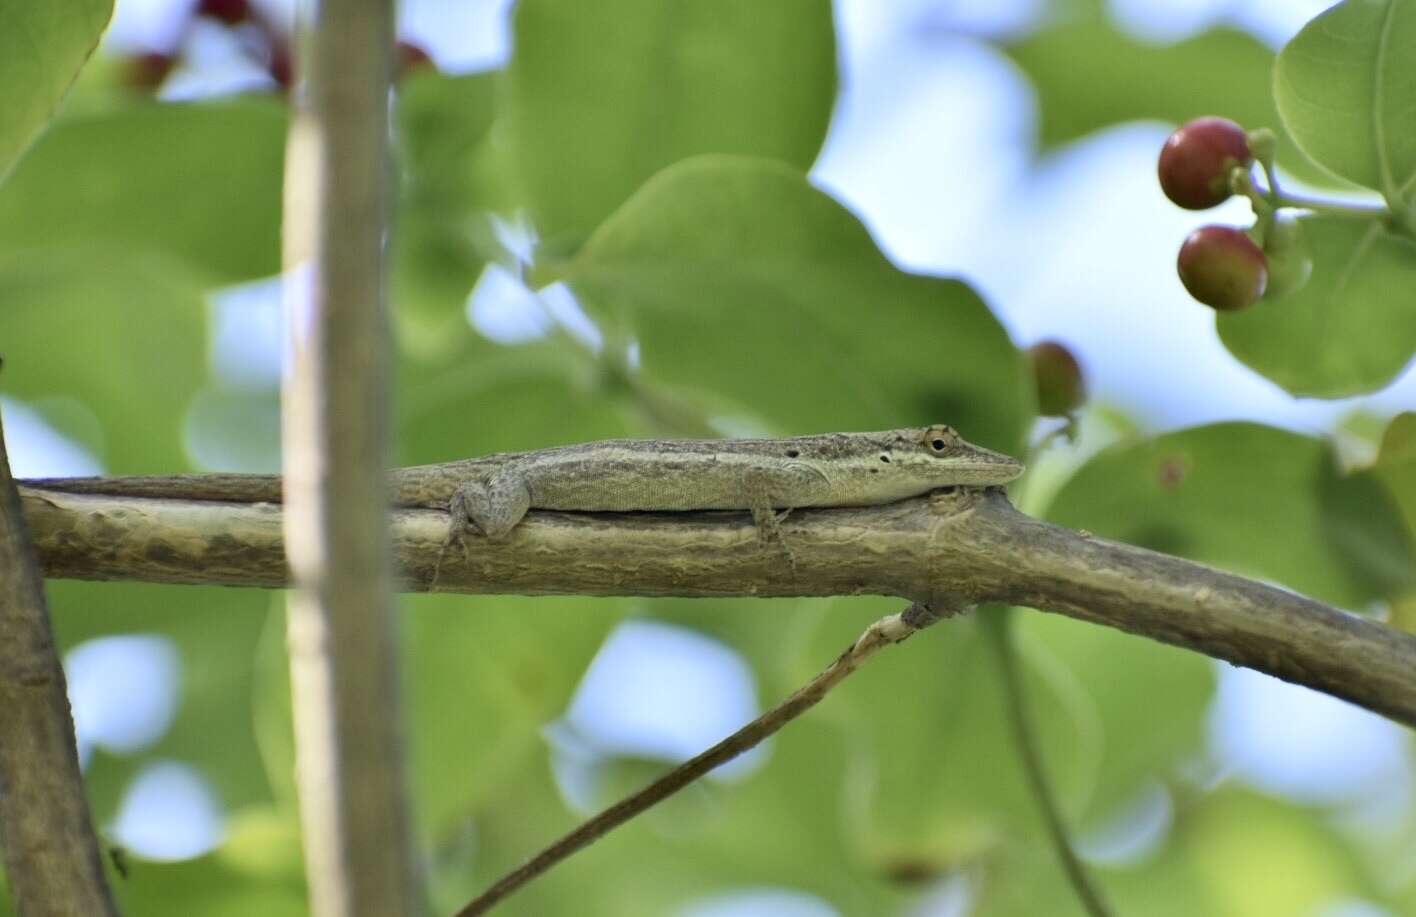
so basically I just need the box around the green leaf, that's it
[405,594,623,844]
[0,247,207,471]
[1216,217,1416,397]
[559,156,1032,453]
[1374,412,1416,526]
[1012,610,1213,826]
[505,0,837,250]
[839,612,1093,869]
[976,786,1388,917]
[1046,422,1415,609]
[0,100,286,283]
[0,0,111,183]
[1005,18,1341,188]
[394,72,501,340]
[1274,0,1416,198]
[1171,789,1389,915]
[1372,412,1416,628]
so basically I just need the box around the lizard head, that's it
[887,424,1024,489]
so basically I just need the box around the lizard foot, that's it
[751,505,799,577]
[427,522,470,593]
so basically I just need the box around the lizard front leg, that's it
[743,462,829,573]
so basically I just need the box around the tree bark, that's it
[22,484,1416,728]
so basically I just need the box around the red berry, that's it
[269,45,293,89]
[396,41,436,79]
[197,0,250,25]
[1177,226,1267,311]
[1158,117,1253,210]
[123,52,176,91]
[1027,341,1086,416]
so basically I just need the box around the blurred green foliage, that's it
[1,1,1414,915]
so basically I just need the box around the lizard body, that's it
[23,425,1022,538]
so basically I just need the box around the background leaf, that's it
[1005,15,1342,188]
[46,582,278,823]
[393,72,500,344]
[504,0,837,250]
[1216,218,1416,397]
[0,0,111,182]
[559,155,1032,452]
[1045,422,1414,608]
[0,247,206,471]
[0,100,286,284]
[1274,0,1416,198]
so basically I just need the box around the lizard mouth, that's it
[951,460,1025,484]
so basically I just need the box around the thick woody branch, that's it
[20,485,1416,727]
[0,435,116,915]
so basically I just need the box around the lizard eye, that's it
[786,449,800,458]
[921,424,959,452]
[879,454,890,463]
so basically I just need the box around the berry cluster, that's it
[121,0,435,95]
[1158,117,1270,311]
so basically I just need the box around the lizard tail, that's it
[20,473,284,504]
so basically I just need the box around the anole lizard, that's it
[22,425,1022,538]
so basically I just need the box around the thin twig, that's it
[984,610,1113,917]
[455,601,951,915]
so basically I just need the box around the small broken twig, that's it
[455,601,952,915]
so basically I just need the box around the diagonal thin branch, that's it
[18,484,1416,728]
[456,601,951,916]
[0,411,117,917]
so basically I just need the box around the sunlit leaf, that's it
[0,0,111,182]
[1274,0,1416,197]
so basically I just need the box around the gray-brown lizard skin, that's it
[23,425,1022,538]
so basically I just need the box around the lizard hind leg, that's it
[450,468,533,540]
[429,469,531,591]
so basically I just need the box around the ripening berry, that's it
[123,52,176,91]
[269,46,293,89]
[1177,226,1267,311]
[197,0,250,25]
[396,41,436,79]
[1158,117,1253,210]
[1027,341,1086,416]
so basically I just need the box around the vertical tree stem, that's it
[0,407,117,916]
[281,1,416,914]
